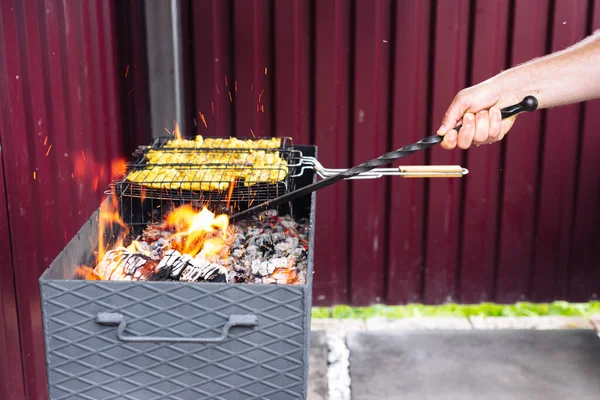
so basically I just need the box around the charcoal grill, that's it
[39,144,318,400]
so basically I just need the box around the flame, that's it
[97,194,129,264]
[174,120,182,140]
[75,265,101,280]
[165,205,231,258]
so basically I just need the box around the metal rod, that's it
[229,96,539,221]
[171,0,186,134]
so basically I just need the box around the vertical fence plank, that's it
[424,0,471,304]
[312,0,351,305]
[273,0,311,143]
[0,1,50,396]
[0,1,125,397]
[495,0,550,303]
[459,0,510,303]
[568,0,600,301]
[0,144,25,400]
[192,0,234,137]
[386,0,431,304]
[349,0,392,306]
[233,0,271,137]
[114,0,151,154]
[529,0,589,301]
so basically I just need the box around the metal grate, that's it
[112,136,304,225]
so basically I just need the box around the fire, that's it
[94,196,232,273]
[165,205,231,258]
[97,195,129,264]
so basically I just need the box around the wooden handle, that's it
[398,165,463,173]
[399,165,466,178]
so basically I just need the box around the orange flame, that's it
[97,194,129,264]
[165,205,231,258]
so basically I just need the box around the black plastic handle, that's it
[96,312,258,343]
[450,95,538,135]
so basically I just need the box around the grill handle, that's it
[229,95,539,221]
[96,312,258,344]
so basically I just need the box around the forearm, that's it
[491,29,600,109]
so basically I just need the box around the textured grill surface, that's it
[41,281,308,400]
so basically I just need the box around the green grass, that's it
[311,301,600,320]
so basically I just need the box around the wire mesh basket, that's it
[112,135,303,225]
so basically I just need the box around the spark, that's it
[128,88,135,94]
[45,145,52,157]
[93,177,99,191]
[250,129,255,138]
[125,64,130,77]
[81,150,86,161]
[229,91,232,102]
[199,112,208,128]
[165,127,172,135]
[256,104,260,112]
[261,105,265,112]
[43,136,48,145]
[258,89,264,102]
[224,76,228,86]
[215,84,221,94]
[264,66,268,75]
[33,171,36,179]
[211,101,215,115]
[234,80,238,91]
[71,173,74,178]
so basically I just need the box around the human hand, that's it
[436,80,520,150]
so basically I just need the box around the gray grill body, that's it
[40,147,317,400]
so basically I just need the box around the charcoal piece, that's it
[256,233,274,249]
[246,245,259,256]
[123,255,148,275]
[232,249,244,259]
[180,264,203,282]
[201,263,228,282]
[251,259,261,275]
[285,237,299,248]
[272,233,285,243]
[159,250,187,279]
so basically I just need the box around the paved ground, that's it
[308,331,328,400]
[308,317,600,400]
[348,330,600,400]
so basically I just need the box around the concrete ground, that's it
[308,316,600,400]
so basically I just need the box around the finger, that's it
[488,106,501,142]
[437,95,468,136]
[441,129,458,150]
[473,110,489,145]
[457,112,475,150]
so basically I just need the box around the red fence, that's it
[2,0,600,399]
[187,0,600,306]
[0,1,149,398]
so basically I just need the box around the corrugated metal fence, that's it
[186,0,600,307]
[0,1,148,398]
[2,0,600,398]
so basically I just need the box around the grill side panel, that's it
[41,280,308,400]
